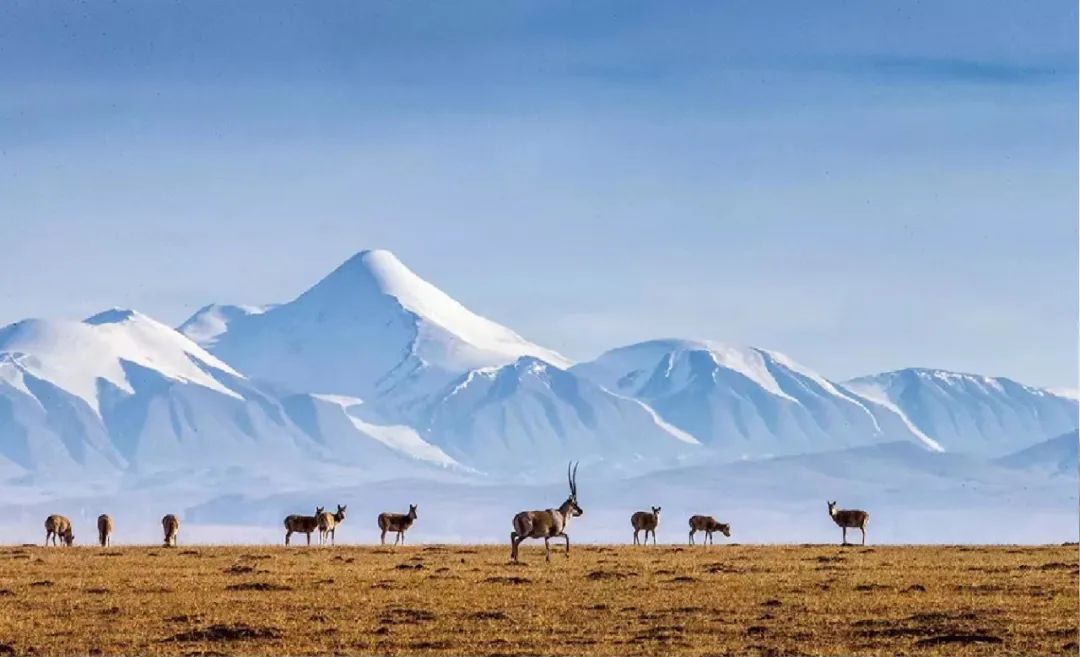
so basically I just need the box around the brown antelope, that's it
[44,514,74,546]
[827,500,869,546]
[631,506,661,545]
[317,504,347,546]
[284,507,323,546]
[97,514,113,547]
[510,462,583,563]
[377,504,417,546]
[688,515,730,545]
[162,514,180,547]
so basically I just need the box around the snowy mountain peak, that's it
[195,250,569,402]
[178,303,272,345]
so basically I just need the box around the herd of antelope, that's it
[37,463,871,557]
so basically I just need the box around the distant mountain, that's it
[189,250,569,413]
[0,309,461,482]
[844,369,1077,456]
[417,356,700,474]
[572,339,940,459]
[996,430,1078,476]
[177,303,273,346]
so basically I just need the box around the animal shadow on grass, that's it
[224,582,292,592]
[166,624,281,643]
[483,576,531,585]
[380,607,436,625]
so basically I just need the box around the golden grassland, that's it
[0,543,1074,656]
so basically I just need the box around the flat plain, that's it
[0,543,1074,656]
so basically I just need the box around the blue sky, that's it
[1,1,1076,387]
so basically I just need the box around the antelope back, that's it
[631,511,658,530]
[688,515,714,531]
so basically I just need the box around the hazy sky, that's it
[2,1,1076,387]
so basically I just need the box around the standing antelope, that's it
[284,507,323,546]
[44,514,74,547]
[317,504,347,546]
[377,504,417,546]
[827,501,869,546]
[97,514,113,547]
[510,462,583,563]
[162,514,180,547]
[688,515,730,545]
[631,506,661,545]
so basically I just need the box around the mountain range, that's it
[0,249,1074,490]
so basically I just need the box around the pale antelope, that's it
[688,515,730,545]
[162,514,180,547]
[317,504,347,546]
[97,514,113,547]
[44,514,74,547]
[827,500,869,546]
[631,506,661,545]
[510,462,583,563]
[284,507,323,546]
[377,504,417,546]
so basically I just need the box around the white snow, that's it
[177,303,271,345]
[0,309,241,412]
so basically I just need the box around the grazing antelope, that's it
[510,462,583,563]
[631,506,661,546]
[827,500,869,546]
[284,507,323,546]
[317,504,347,546]
[162,514,180,547]
[688,515,730,545]
[44,514,74,547]
[377,504,417,546]
[97,514,113,547]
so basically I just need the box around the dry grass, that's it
[0,543,1074,656]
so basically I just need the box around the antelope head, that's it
[563,461,583,518]
[827,500,837,517]
[718,523,731,537]
[315,506,325,518]
[651,506,661,518]
[335,504,347,521]
[62,529,75,546]
[408,504,418,520]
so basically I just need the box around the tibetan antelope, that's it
[377,504,417,546]
[97,514,113,547]
[284,507,323,546]
[162,514,180,547]
[317,504,347,546]
[631,506,661,545]
[827,501,869,546]
[44,514,74,547]
[688,515,730,545]
[510,462,583,563]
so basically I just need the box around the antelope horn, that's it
[572,461,579,496]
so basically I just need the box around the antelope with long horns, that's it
[510,462,583,563]
[827,501,869,546]
[631,506,661,545]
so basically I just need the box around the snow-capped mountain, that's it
[177,303,273,346]
[844,369,1078,456]
[0,309,461,482]
[417,356,700,474]
[571,339,939,459]
[190,250,569,414]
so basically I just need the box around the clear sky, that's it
[1,1,1076,387]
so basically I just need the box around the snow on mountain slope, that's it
[418,356,700,475]
[844,369,1078,456]
[995,430,1078,476]
[177,303,272,346]
[194,250,570,411]
[0,309,468,481]
[572,339,929,459]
